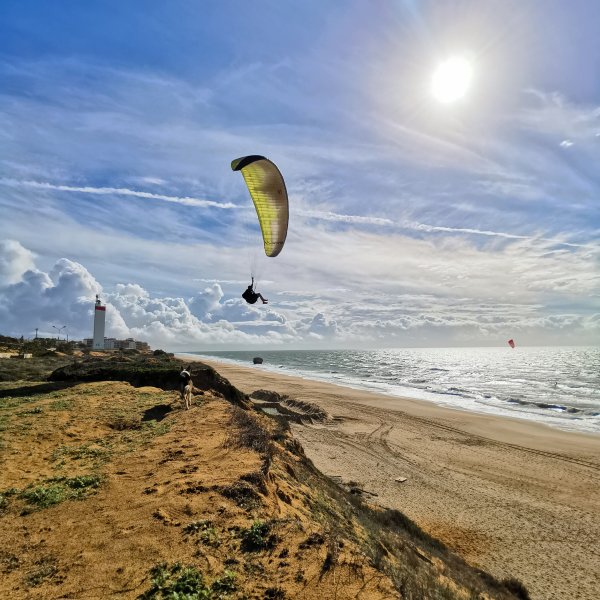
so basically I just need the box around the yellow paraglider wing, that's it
[231,155,288,257]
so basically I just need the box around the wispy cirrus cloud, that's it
[406,222,595,249]
[0,178,237,210]
[296,208,394,226]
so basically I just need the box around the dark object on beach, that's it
[253,357,264,364]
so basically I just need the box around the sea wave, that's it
[181,346,600,434]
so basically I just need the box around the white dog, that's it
[183,380,194,410]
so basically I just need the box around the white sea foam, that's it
[181,347,600,434]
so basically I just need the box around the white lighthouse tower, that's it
[92,294,106,350]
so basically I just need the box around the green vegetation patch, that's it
[142,420,171,437]
[49,397,74,411]
[239,520,278,552]
[0,395,37,411]
[183,520,220,547]
[139,563,236,599]
[19,474,102,511]
[0,414,9,431]
[52,443,110,465]
[0,350,73,382]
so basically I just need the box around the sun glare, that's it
[431,56,473,104]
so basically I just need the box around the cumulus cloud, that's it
[0,240,35,286]
[1,240,599,348]
[0,257,102,338]
[305,312,339,339]
[189,283,224,319]
[0,245,304,346]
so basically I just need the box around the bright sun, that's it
[431,56,473,103]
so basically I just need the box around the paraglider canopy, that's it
[508,339,515,349]
[231,155,288,258]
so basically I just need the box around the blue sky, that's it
[1,0,599,349]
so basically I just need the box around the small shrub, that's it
[0,552,20,573]
[184,520,220,547]
[49,398,73,411]
[218,481,262,510]
[299,532,324,549]
[210,570,237,595]
[320,535,340,575]
[139,563,236,599]
[139,563,207,599]
[20,483,67,509]
[19,475,101,510]
[239,520,277,552]
[65,474,102,490]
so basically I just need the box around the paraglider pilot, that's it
[242,277,268,305]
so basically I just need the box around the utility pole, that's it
[35,328,38,339]
[52,325,66,341]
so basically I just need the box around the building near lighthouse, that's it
[92,295,106,350]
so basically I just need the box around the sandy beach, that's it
[190,356,600,600]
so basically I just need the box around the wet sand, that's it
[189,356,600,600]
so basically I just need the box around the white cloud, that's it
[305,312,339,338]
[189,284,225,318]
[135,176,166,186]
[0,240,598,348]
[0,258,101,339]
[114,283,149,299]
[0,240,35,286]
[296,208,394,226]
[0,178,237,210]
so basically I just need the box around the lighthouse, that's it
[92,295,106,350]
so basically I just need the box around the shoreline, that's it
[179,353,599,446]
[179,350,600,435]
[183,354,600,600]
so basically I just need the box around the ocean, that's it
[185,347,600,434]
